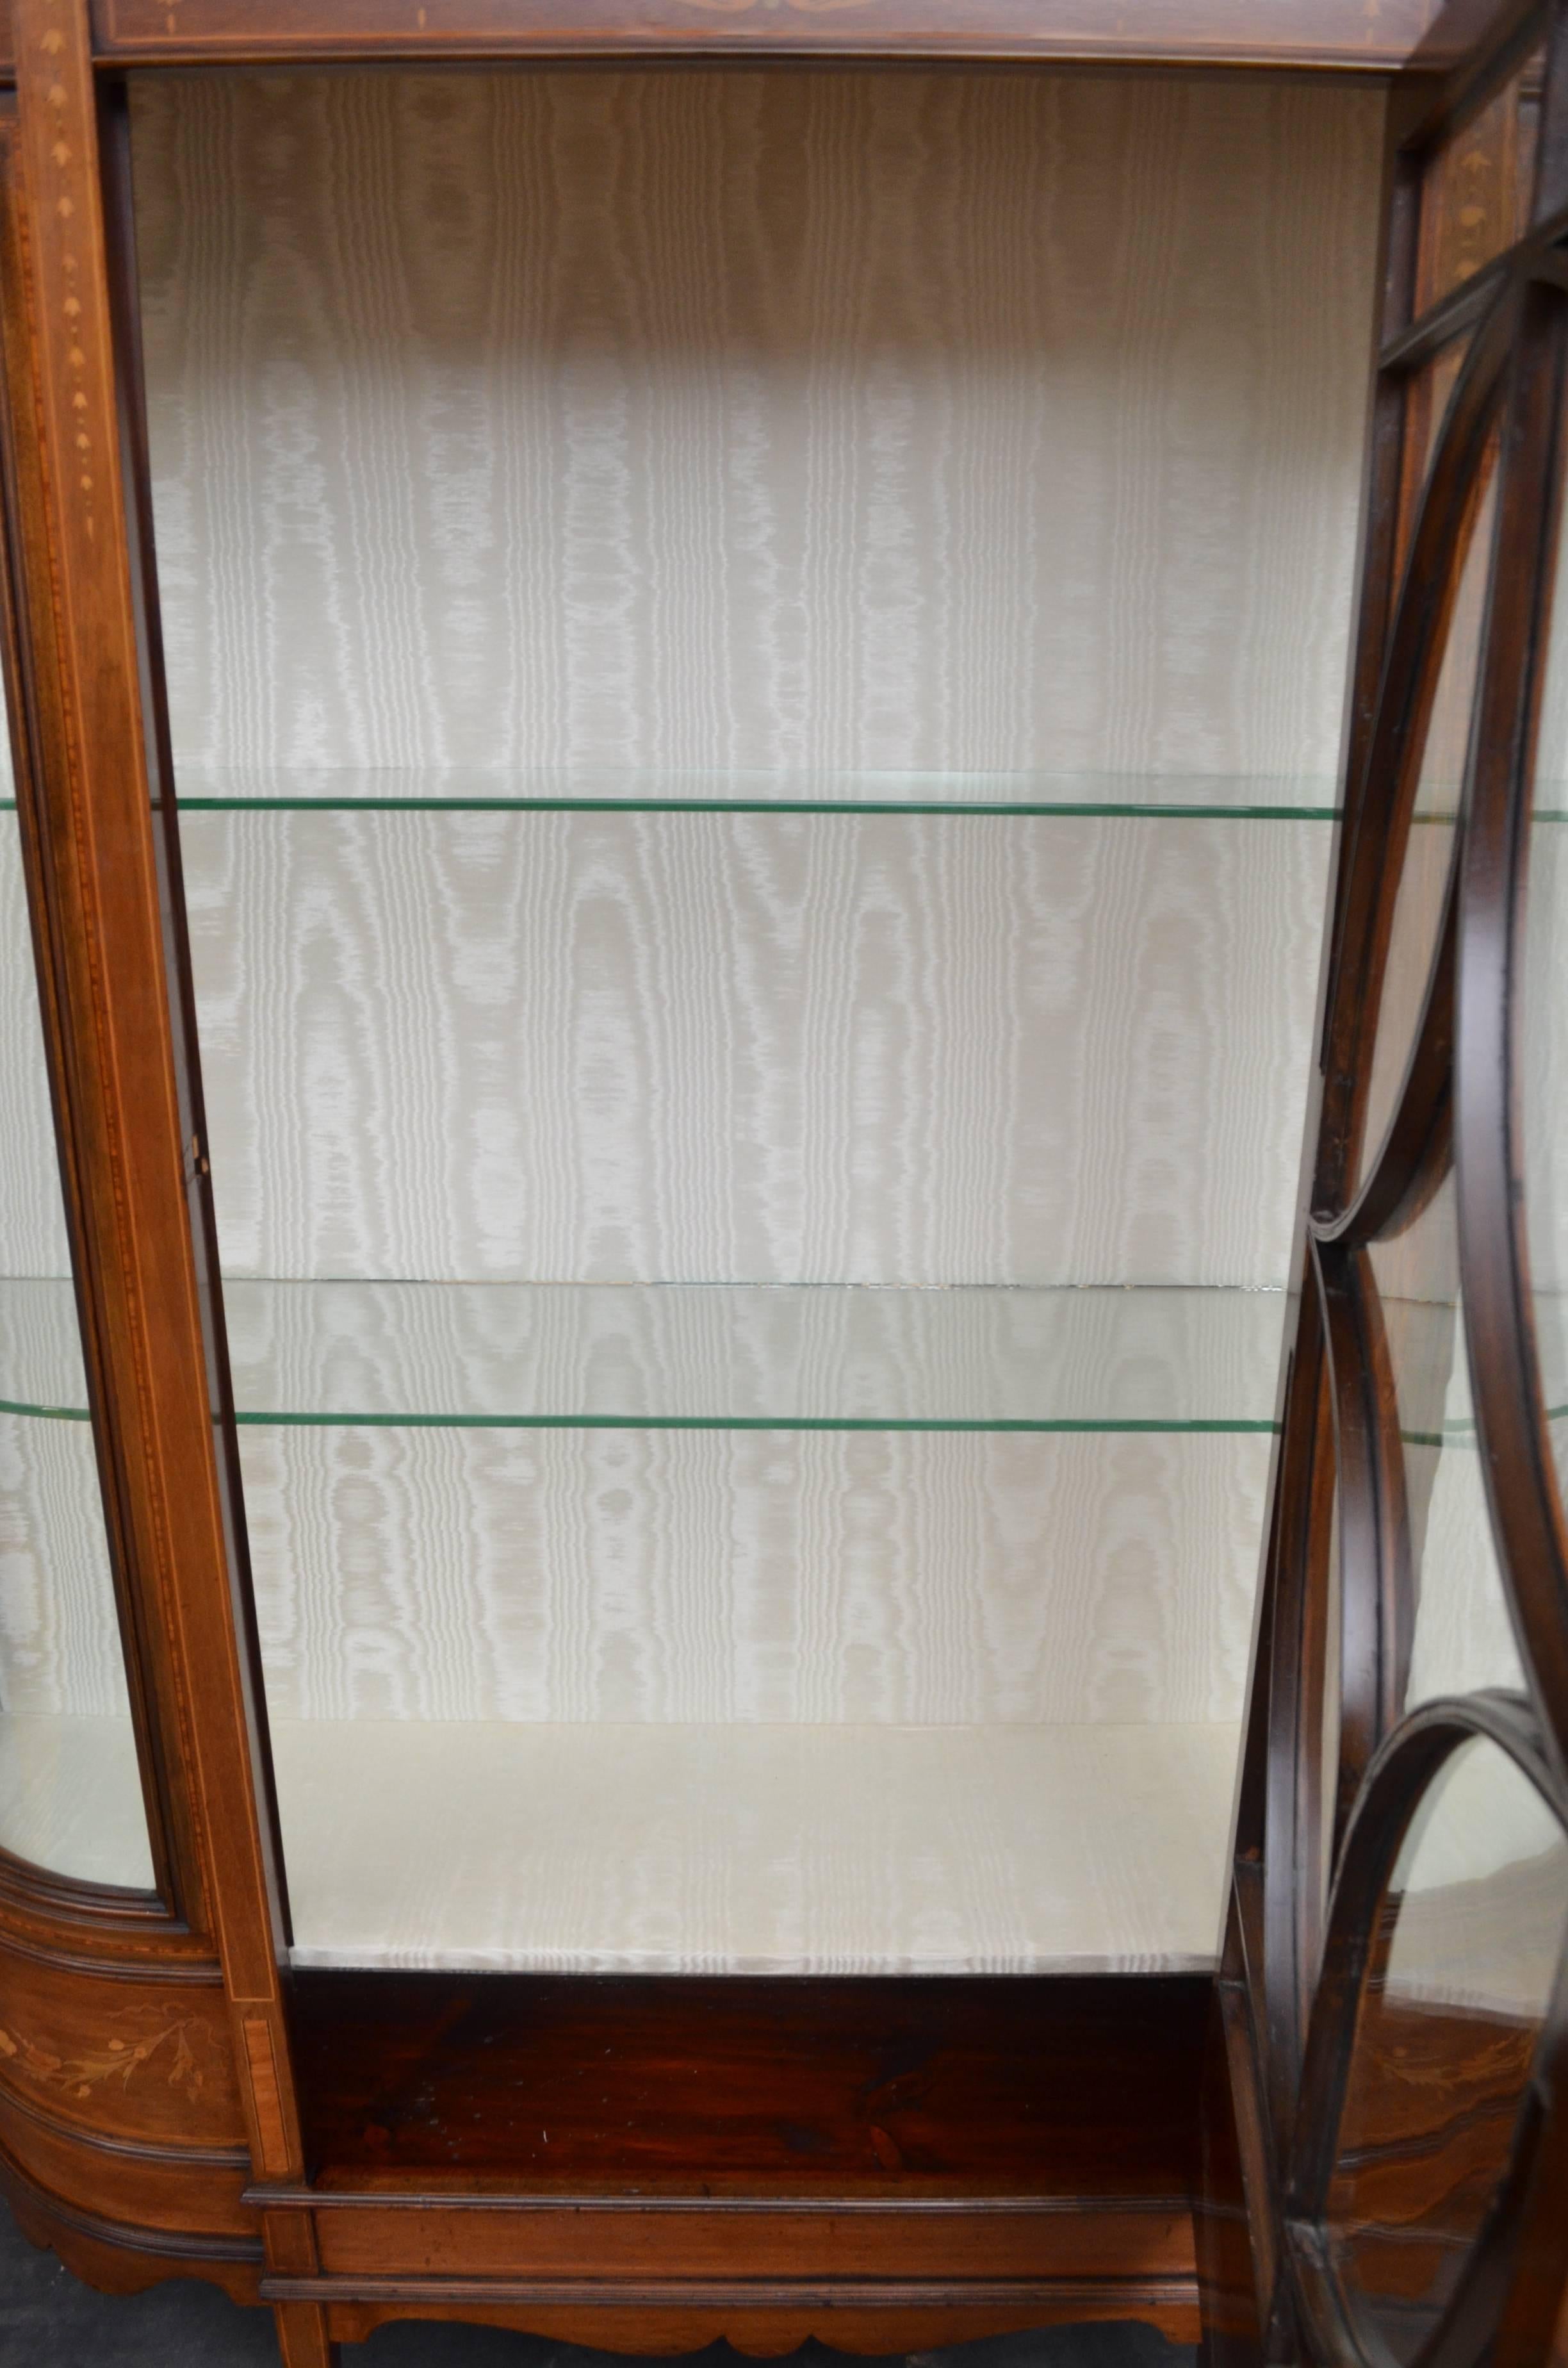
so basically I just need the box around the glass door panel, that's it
[0,737,153,1889]
[1326,1738,1568,2364]
[1368,1176,1525,1709]
[131,63,1384,1973]
[1361,460,1498,1184]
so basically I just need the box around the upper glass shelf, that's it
[3,1278,1286,1432]
[150,766,1341,819]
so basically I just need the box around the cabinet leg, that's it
[273,2301,340,2365]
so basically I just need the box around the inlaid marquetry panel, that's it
[180,809,1331,1288]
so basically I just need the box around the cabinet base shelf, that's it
[290,1966,1208,2192]
[272,1719,1239,1975]
[278,1966,1207,2347]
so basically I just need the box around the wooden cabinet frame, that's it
[4,3,1568,2365]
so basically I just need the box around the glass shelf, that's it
[3,1278,1286,1431]
[157,766,1341,819]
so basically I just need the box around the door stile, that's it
[0,91,182,1929]
[94,70,293,1955]
[8,0,308,2192]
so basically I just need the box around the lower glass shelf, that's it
[270,1718,1239,1976]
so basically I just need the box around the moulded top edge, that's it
[83,0,1438,74]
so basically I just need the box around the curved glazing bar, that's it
[1456,272,1568,1779]
[0,781,153,1889]
[1322,1479,1344,1920]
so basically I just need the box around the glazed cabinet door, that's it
[0,101,156,1902]
[51,28,1390,1998]
[1205,3,1568,2362]
[0,0,1450,2355]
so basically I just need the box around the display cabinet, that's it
[1,0,1567,2363]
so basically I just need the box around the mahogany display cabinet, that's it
[3,0,1568,2361]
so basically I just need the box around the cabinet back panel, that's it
[180,809,1328,1288]
[131,70,1384,784]
[241,1425,1267,1725]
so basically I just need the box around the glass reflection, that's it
[1322,1479,1343,1925]
[1523,468,1568,1533]
[1361,465,1498,1183]
[1327,1738,1568,2364]
[0,743,153,1884]
[1368,1174,1524,1708]
[1413,47,1543,320]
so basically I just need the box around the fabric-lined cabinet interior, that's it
[117,65,1387,1973]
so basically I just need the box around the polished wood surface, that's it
[7,0,305,2180]
[269,1989,1206,2360]
[291,1971,1205,2191]
[257,1972,1209,2351]
[86,0,1437,70]
[0,40,260,2317]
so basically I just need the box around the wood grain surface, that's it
[92,0,1440,70]
[291,1966,1208,2186]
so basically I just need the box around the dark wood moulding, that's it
[80,0,1438,74]
[0,0,1458,82]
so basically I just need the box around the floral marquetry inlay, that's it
[0,2011,208,2105]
